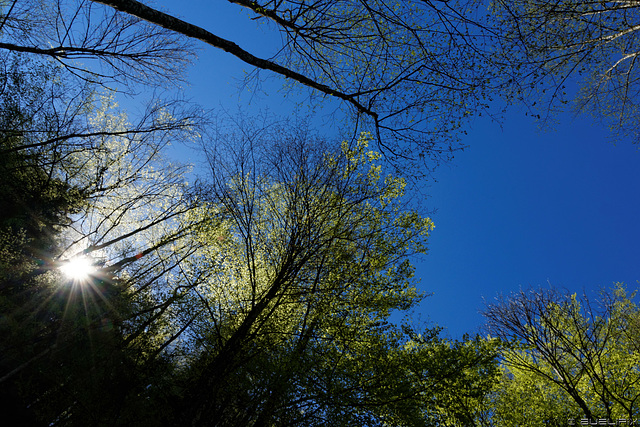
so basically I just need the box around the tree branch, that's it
[89,0,376,120]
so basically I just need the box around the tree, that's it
[483,284,640,425]
[0,50,204,426]
[142,117,501,426]
[0,3,506,425]
[489,0,640,142]
[182,121,432,424]
[0,0,194,91]
[87,0,507,167]
[0,56,86,427]
[487,358,583,426]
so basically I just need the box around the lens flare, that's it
[60,256,95,282]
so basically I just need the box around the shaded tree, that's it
[0,50,203,425]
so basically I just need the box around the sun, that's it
[60,256,96,282]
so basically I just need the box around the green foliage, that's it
[489,358,583,426]
[144,125,500,426]
[485,284,640,425]
[0,54,107,425]
[6,3,604,425]
[0,47,500,423]
[0,49,500,424]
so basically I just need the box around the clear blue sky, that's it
[159,1,640,339]
[417,114,640,338]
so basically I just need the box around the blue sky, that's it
[159,1,640,339]
[417,113,640,337]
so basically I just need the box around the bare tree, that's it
[0,0,194,91]
[490,0,640,142]
[88,0,508,168]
